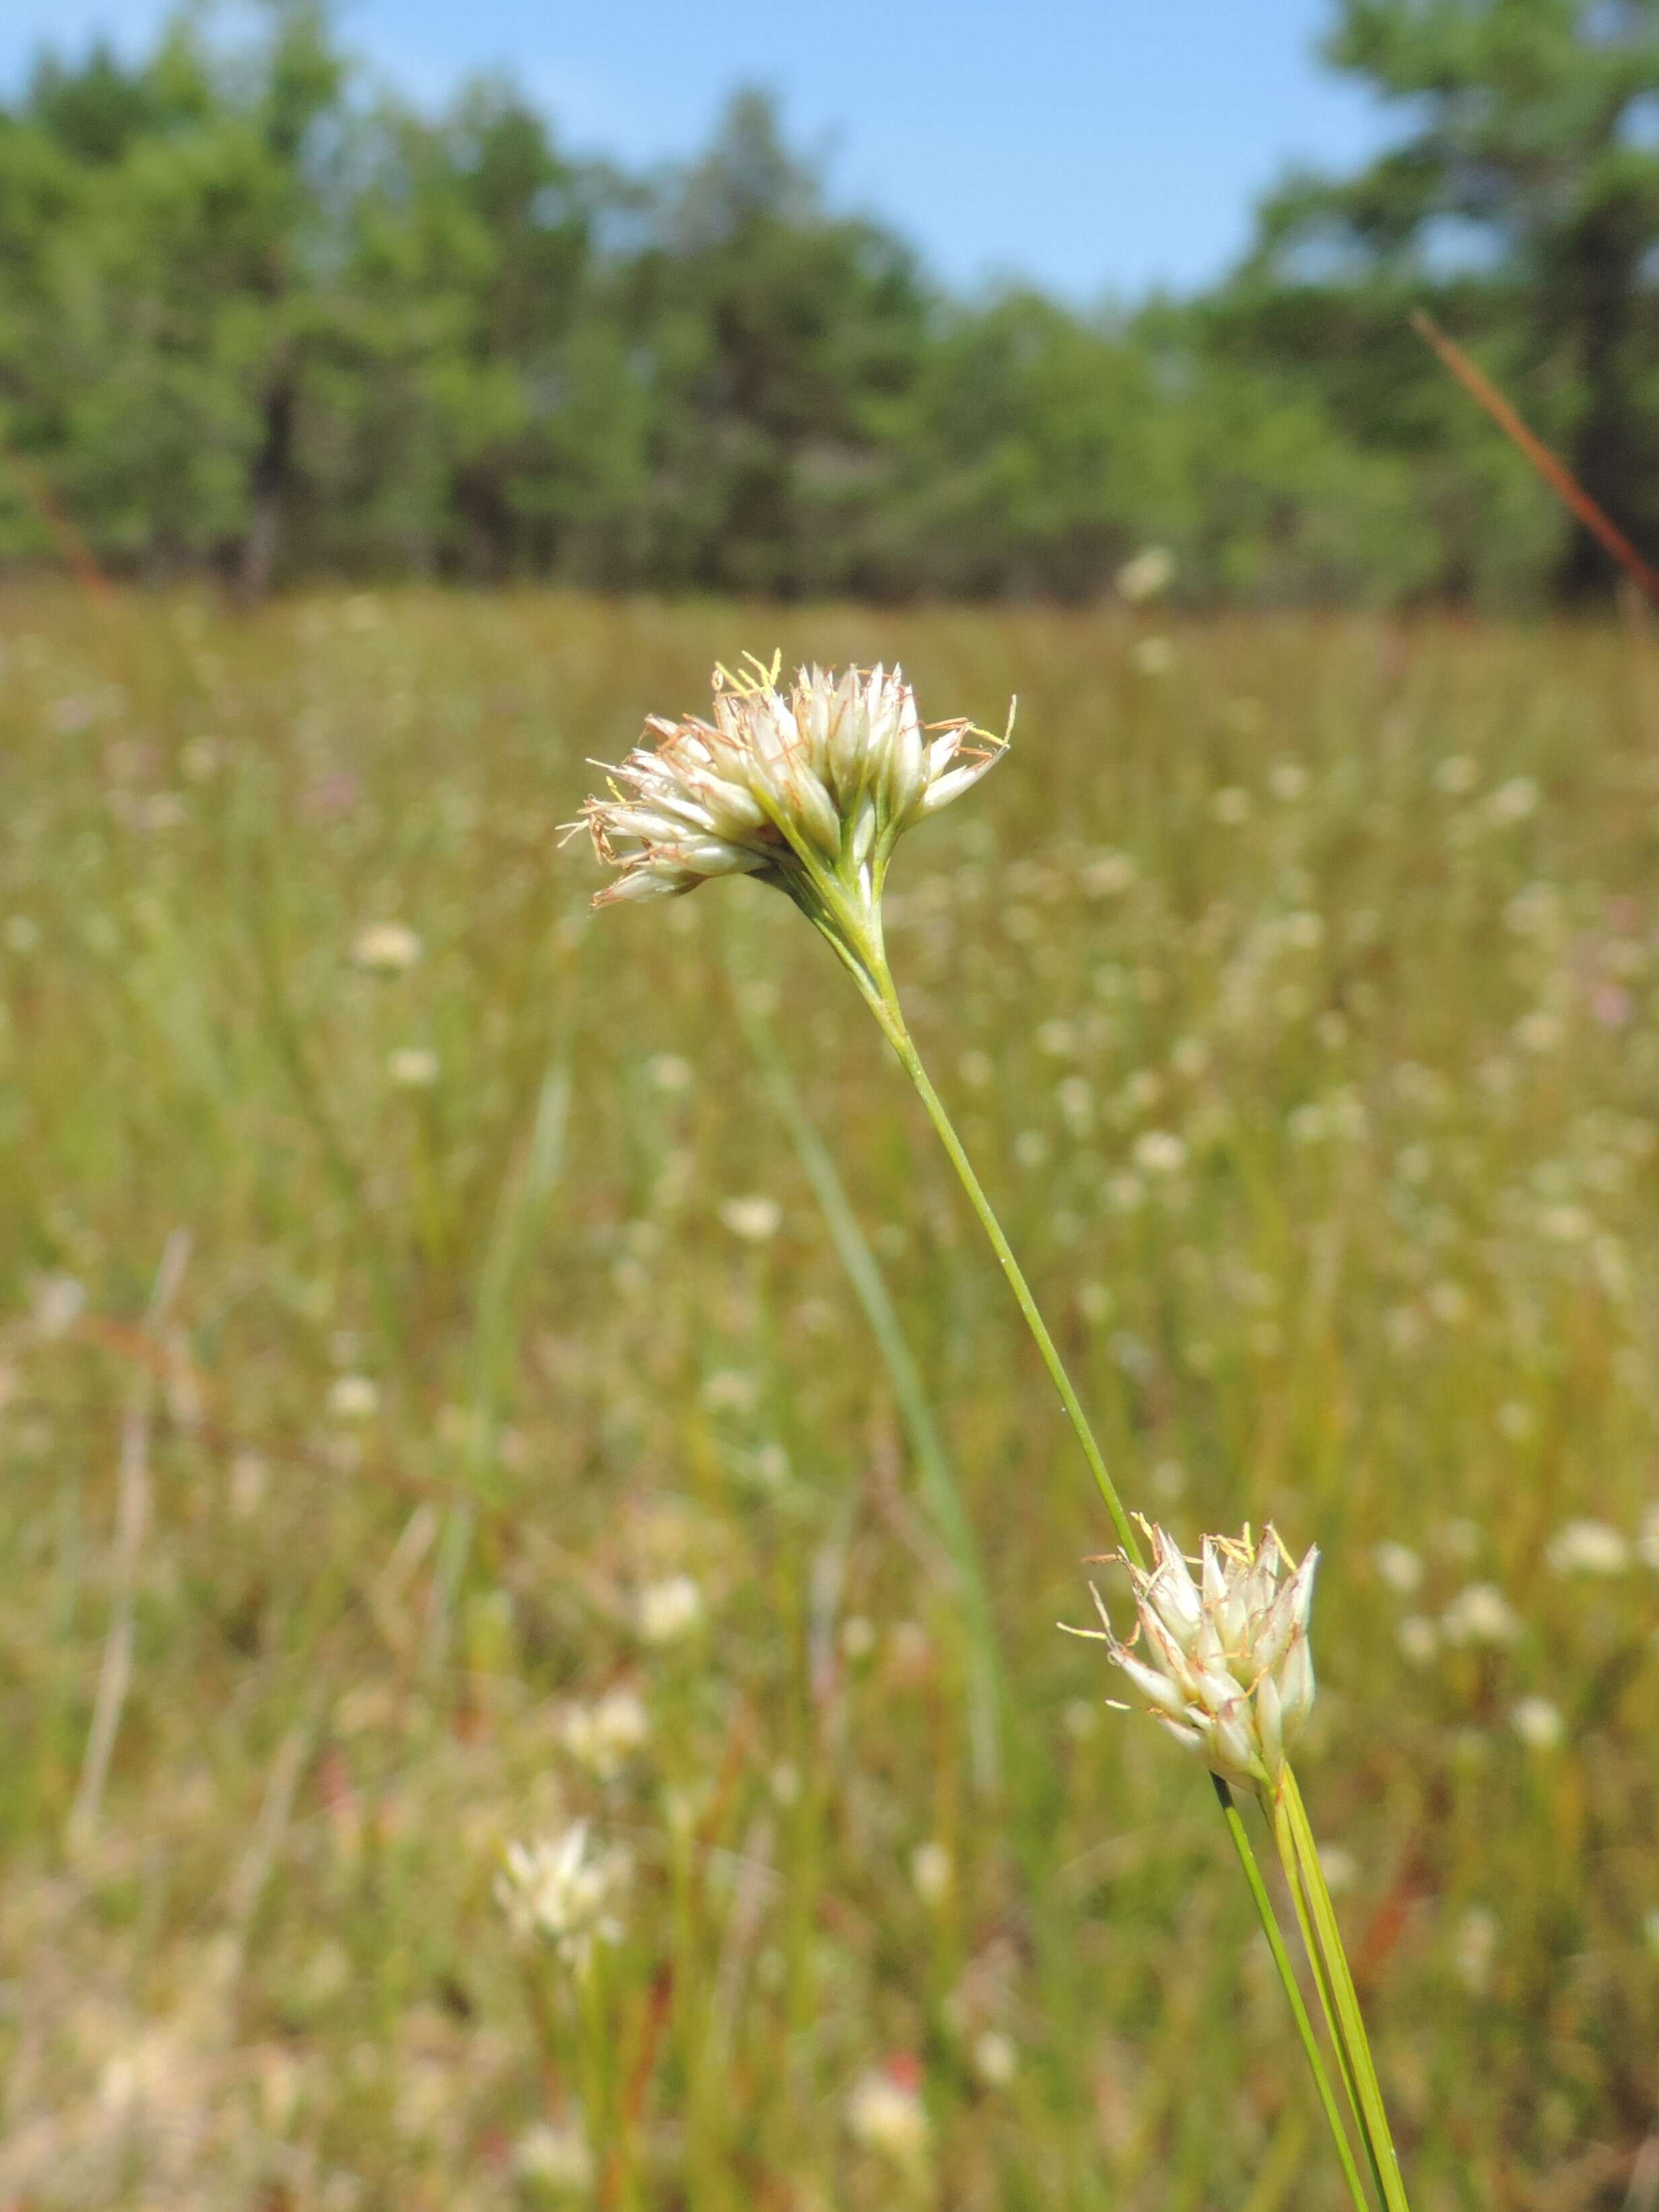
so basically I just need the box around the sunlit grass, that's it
[2,586,1658,2207]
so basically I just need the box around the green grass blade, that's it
[734,975,1005,1794]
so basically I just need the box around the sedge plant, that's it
[574,652,1409,2205]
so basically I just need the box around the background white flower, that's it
[719,1195,782,1242]
[388,1046,439,1089]
[560,1687,649,1777]
[909,1840,953,1906]
[327,1374,379,1422]
[1441,1583,1522,1647]
[1117,546,1175,603]
[846,2066,929,2169]
[351,921,422,972]
[513,2120,595,2188]
[1545,1519,1629,1576]
[636,1573,703,1645]
[1510,1697,1565,1750]
[495,1822,629,1971]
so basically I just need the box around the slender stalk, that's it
[1270,1783,1381,2206]
[1213,1777,1372,2212]
[852,950,1141,1567]
[827,924,1384,2198]
[69,1229,191,1852]
[1280,1769,1411,2212]
[583,1951,625,2210]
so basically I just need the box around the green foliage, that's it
[1234,0,1659,596]
[5,1,1659,600]
[618,90,934,596]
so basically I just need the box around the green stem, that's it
[1213,1776,1371,2212]
[836,933,1380,2194]
[855,951,1141,1567]
[830,925,1381,2200]
[1270,1784,1380,2204]
[1281,1768,1412,2212]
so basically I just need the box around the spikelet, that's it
[1067,1519,1318,1794]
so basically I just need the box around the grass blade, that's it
[732,973,1005,1793]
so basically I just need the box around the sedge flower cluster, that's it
[577,657,1006,939]
[1073,1520,1317,1795]
[495,1821,629,1973]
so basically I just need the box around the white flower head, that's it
[719,1194,782,1243]
[846,2066,929,2170]
[1545,1519,1629,1577]
[1510,1696,1565,1750]
[351,921,422,972]
[327,1373,379,1422]
[513,2120,595,2188]
[971,2029,1018,2087]
[1452,1903,1499,1992]
[909,1840,953,1906]
[1133,1129,1187,1176]
[1373,1540,1423,1595]
[1117,545,1176,604]
[560,1686,649,1777]
[1067,1519,1318,1795]
[1441,1582,1522,1647]
[636,1573,703,1645]
[31,1272,86,1339]
[575,656,1008,943]
[495,1821,629,1973]
[388,1046,440,1089]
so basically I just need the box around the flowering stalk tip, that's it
[575,655,1007,980]
[495,1821,629,1975]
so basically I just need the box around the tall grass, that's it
[2,586,1657,2207]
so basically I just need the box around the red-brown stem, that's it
[1410,309,1659,612]
[1,447,113,604]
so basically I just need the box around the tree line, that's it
[3,1,1658,603]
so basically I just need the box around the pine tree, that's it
[1257,0,1659,593]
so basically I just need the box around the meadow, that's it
[2,585,1658,2210]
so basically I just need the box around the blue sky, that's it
[0,1,1394,301]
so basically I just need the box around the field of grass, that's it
[3,585,1658,2210]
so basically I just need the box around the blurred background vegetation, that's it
[8,4,1659,2205]
[7,0,1659,606]
[3,590,1658,2207]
